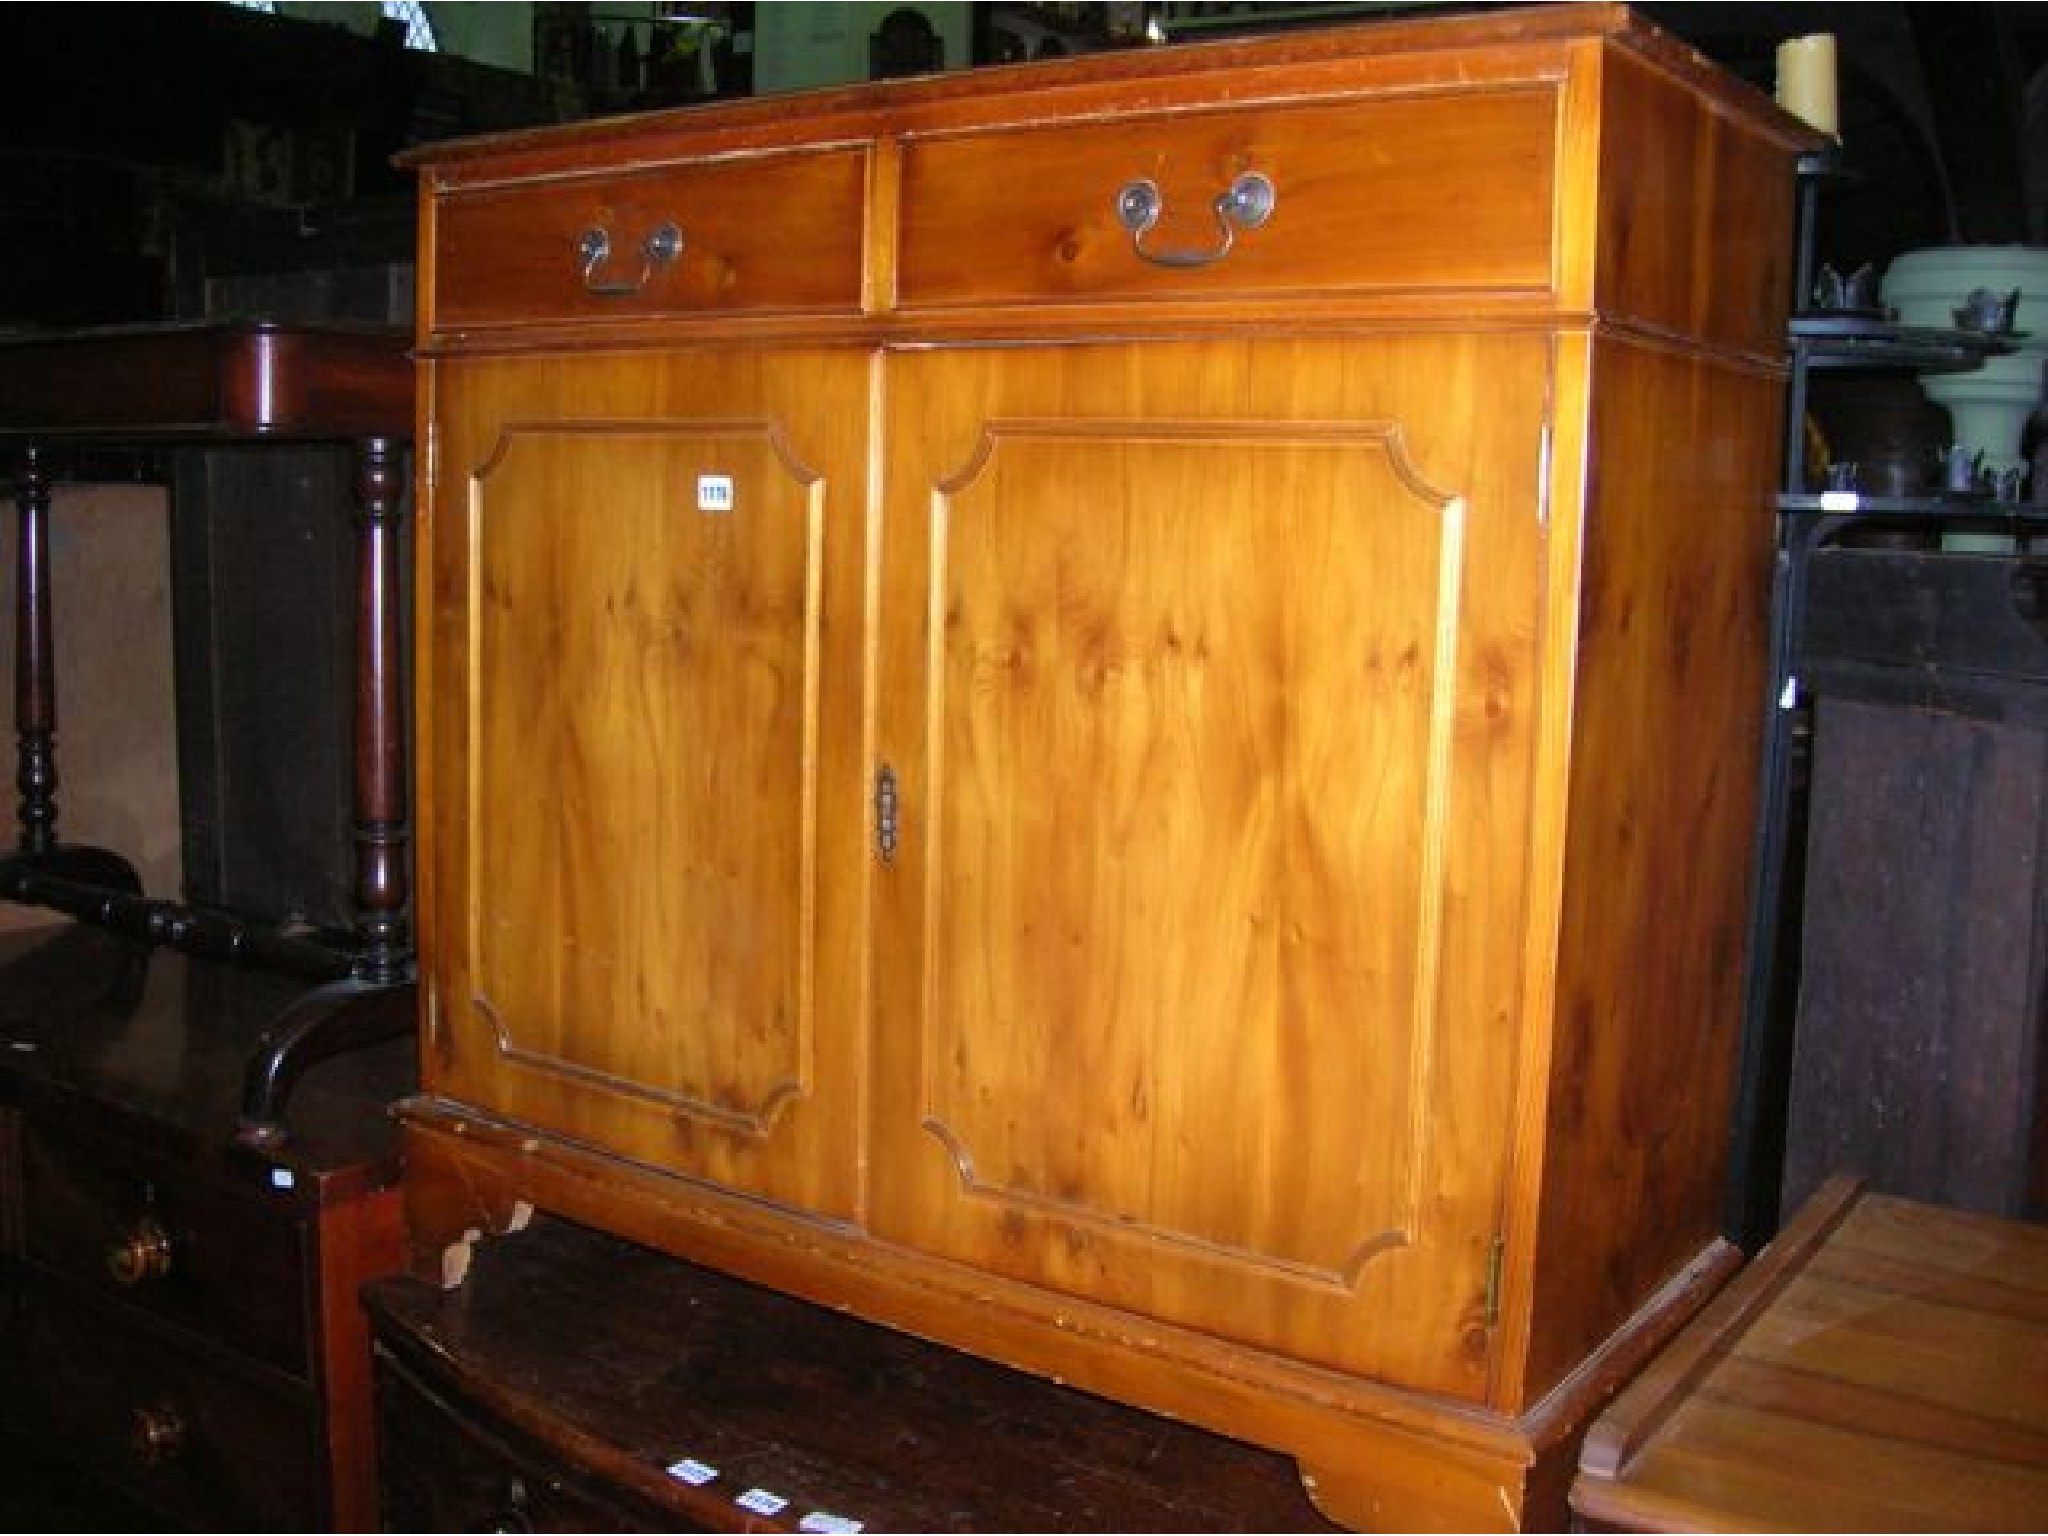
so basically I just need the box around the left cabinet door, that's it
[419,348,873,1218]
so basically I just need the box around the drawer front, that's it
[20,1123,310,1377]
[432,149,870,331]
[0,1286,323,1530]
[375,1344,681,1533]
[897,86,1559,310]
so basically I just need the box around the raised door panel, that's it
[421,351,871,1217]
[871,338,1551,1399]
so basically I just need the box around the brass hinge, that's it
[1484,1234,1505,1328]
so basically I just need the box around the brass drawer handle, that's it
[130,1402,187,1467]
[1114,172,1275,269]
[108,1215,175,1285]
[576,221,684,297]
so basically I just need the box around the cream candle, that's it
[1776,32,1839,137]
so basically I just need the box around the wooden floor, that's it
[1573,1175,2048,1532]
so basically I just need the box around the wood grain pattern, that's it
[1786,694,2048,1219]
[421,348,872,1214]
[0,322,412,440]
[368,1211,1344,1533]
[896,86,1559,310]
[868,336,1546,1401]
[399,1108,1737,1536]
[313,1174,406,1535]
[1519,335,1783,1402]
[1573,1178,2048,1533]
[401,8,1815,1529]
[1592,45,1805,357]
[409,6,1812,355]
[433,150,869,333]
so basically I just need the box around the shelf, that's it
[1779,491,2048,522]
[1789,314,2021,372]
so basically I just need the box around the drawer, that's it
[19,1121,310,1378]
[375,1343,683,1533]
[897,86,1560,310]
[0,1285,323,1530]
[431,149,870,332]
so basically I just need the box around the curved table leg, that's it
[236,977,418,1150]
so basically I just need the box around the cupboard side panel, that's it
[1592,43,1808,360]
[1527,337,1781,1399]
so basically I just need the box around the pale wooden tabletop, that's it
[1572,1174,2048,1533]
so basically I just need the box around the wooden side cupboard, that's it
[395,8,1819,1529]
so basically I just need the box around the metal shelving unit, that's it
[1726,147,2048,1249]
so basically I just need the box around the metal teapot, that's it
[1953,286,2021,333]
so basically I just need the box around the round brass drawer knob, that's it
[130,1402,187,1467]
[107,1215,174,1285]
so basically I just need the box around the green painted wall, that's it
[268,3,973,90]
[754,3,972,94]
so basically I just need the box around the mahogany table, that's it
[363,1210,1344,1532]
[0,320,416,1146]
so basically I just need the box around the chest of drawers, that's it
[395,8,1818,1527]
[0,923,413,1530]
[367,1212,1338,1533]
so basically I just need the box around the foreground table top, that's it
[1571,1175,2048,1532]
[363,1211,1341,1532]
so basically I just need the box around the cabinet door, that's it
[871,338,1549,1398]
[421,350,870,1217]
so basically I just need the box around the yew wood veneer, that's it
[393,7,1822,1528]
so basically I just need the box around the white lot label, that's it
[698,473,735,513]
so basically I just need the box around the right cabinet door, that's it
[870,336,1553,1399]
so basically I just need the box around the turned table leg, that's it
[13,443,57,859]
[2,442,138,901]
[237,432,417,1148]
[350,433,412,984]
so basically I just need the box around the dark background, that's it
[1,2,2045,329]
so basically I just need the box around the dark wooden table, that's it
[0,320,416,1145]
[365,1211,1346,1533]
[0,918,414,1530]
